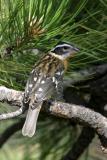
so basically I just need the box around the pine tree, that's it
[0,0,107,160]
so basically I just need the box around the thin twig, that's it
[0,86,25,119]
[0,107,24,120]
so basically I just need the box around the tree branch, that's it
[0,86,24,119]
[49,101,107,147]
[0,86,107,152]
[0,86,23,106]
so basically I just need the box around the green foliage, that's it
[0,115,78,160]
[0,0,107,89]
[0,0,107,159]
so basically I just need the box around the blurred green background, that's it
[0,0,107,159]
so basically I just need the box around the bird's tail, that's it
[22,105,41,137]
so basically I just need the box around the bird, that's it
[22,42,79,137]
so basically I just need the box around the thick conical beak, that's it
[69,46,79,56]
[72,46,80,52]
[67,46,79,59]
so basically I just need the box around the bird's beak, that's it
[68,46,79,58]
[72,46,80,52]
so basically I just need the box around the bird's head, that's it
[50,42,79,60]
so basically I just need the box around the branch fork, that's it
[0,86,107,152]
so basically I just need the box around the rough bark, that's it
[0,86,107,152]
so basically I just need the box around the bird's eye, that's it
[63,46,68,50]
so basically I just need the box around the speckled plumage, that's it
[23,53,65,105]
[22,53,65,137]
[22,43,79,137]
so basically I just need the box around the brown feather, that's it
[34,53,66,76]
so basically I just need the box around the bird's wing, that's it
[22,69,56,137]
[24,69,56,105]
[23,69,40,104]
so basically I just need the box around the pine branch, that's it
[0,86,107,152]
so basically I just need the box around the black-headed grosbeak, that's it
[22,42,79,137]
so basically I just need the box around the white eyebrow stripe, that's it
[52,44,73,50]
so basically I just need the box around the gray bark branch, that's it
[0,86,107,152]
